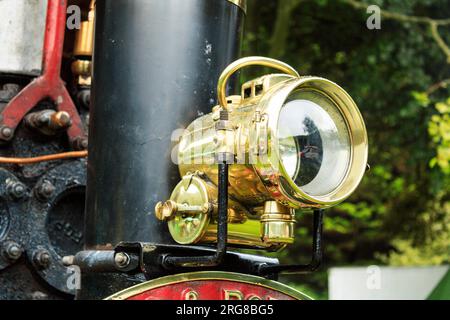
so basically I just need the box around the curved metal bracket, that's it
[217,56,300,111]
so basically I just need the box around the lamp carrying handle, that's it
[217,56,300,110]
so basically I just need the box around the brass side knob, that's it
[155,200,177,221]
[155,200,211,221]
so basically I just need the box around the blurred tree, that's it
[243,0,450,298]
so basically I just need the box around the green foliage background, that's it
[242,0,450,299]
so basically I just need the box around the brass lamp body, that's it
[155,57,368,251]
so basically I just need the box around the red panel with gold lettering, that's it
[128,280,295,300]
[106,272,310,300]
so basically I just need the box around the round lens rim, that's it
[253,76,368,208]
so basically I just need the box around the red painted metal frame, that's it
[0,0,87,149]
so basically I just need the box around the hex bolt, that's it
[3,242,23,261]
[114,252,130,269]
[33,250,51,269]
[6,179,27,200]
[35,180,56,200]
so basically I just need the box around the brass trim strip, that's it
[105,271,312,300]
[227,0,247,14]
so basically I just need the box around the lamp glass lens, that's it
[277,89,351,196]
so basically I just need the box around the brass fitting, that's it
[215,110,235,164]
[260,201,296,245]
[72,0,95,86]
[73,0,95,57]
[155,200,177,221]
[155,200,209,221]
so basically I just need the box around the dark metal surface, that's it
[25,160,87,294]
[257,210,324,275]
[0,80,88,298]
[77,272,146,300]
[0,168,28,271]
[86,0,244,247]
[71,242,279,299]
[0,262,68,300]
[0,157,88,298]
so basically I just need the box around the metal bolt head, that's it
[73,136,88,150]
[33,250,51,268]
[51,111,72,129]
[12,184,26,198]
[36,180,55,200]
[6,179,27,199]
[0,126,13,141]
[114,252,130,268]
[3,242,23,260]
[80,138,88,149]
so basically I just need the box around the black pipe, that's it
[162,162,228,268]
[67,251,116,273]
[85,0,244,249]
[257,210,324,275]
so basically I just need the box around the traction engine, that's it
[0,0,367,300]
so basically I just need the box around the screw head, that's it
[3,242,23,260]
[114,252,130,268]
[33,250,51,268]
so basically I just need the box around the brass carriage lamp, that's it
[155,57,368,251]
